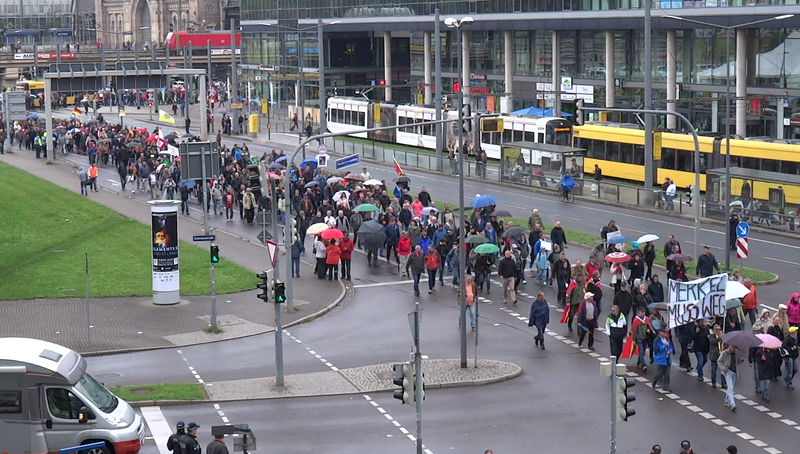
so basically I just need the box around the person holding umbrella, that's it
[719,343,744,411]
[754,345,780,401]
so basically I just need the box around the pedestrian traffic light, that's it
[461,104,472,133]
[575,98,585,126]
[256,270,274,302]
[210,244,220,263]
[393,362,415,405]
[275,281,286,304]
[290,218,299,244]
[616,376,636,421]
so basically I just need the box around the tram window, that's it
[524,131,535,142]
[482,132,491,143]
[422,121,433,136]
[538,133,545,143]
[661,148,676,170]
[620,143,634,164]
[502,128,513,143]
[634,145,645,165]
[676,150,694,172]
[762,159,779,173]
[781,161,800,175]
[513,129,523,141]
[358,112,365,126]
[607,142,619,161]
[742,157,759,170]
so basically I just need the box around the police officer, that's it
[166,421,185,454]
[179,422,202,454]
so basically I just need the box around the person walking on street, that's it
[88,163,99,192]
[754,346,780,402]
[243,188,257,225]
[693,319,711,381]
[340,232,354,280]
[577,292,598,350]
[77,166,89,196]
[708,324,727,389]
[185,117,192,134]
[695,245,719,277]
[314,237,327,279]
[458,275,478,331]
[675,321,696,371]
[206,434,229,454]
[166,421,185,454]
[425,247,441,294]
[652,328,674,392]
[632,307,652,370]
[398,231,411,277]
[606,304,627,358]
[325,239,341,282]
[529,291,550,349]
[783,326,799,389]
[498,250,518,305]
[742,278,758,325]
[550,221,567,251]
[291,237,302,278]
[719,344,743,411]
[408,245,425,297]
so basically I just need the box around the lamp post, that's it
[445,15,474,369]
[662,14,793,270]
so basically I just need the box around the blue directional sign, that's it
[193,235,217,242]
[736,222,750,239]
[336,154,361,170]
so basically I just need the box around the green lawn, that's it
[109,383,206,402]
[434,200,776,283]
[0,161,255,300]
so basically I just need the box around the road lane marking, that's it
[764,257,800,266]
[139,406,173,454]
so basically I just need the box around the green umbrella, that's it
[353,203,380,213]
[467,235,489,244]
[474,243,500,254]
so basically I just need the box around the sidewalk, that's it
[129,359,522,405]
[0,150,348,356]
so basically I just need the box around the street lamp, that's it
[445,15,474,369]
[662,14,793,270]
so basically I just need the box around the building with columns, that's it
[240,2,800,139]
[94,0,223,46]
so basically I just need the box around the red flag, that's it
[621,316,649,359]
[560,304,571,324]
[393,157,404,176]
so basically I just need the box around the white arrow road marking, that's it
[107,179,120,187]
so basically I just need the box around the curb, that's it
[126,362,522,406]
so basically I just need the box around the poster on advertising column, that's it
[667,273,728,328]
[151,210,179,293]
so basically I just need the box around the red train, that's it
[164,31,241,50]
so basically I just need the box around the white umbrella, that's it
[637,234,660,244]
[364,179,383,186]
[726,280,751,300]
[422,206,439,216]
[333,190,350,201]
[307,223,330,236]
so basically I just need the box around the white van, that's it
[0,338,144,454]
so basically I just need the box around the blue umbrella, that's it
[511,107,544,116]
[27,113,39,120]
[218,110,228,115]
[269,162,284,170]
[542,109,574,117]
[301,158,318,170]
[275,155,288,163]
[178,179,197,189]
[607,236,630,245]
[470,194,498,208]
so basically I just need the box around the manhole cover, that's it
[94,373,122,379]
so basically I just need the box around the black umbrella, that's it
[165,133,179,140]
[358,220,387,250]
[304,181,320,188]
[666,253,693,262]
[503,226,526,238]
[721,331,761,349]
[490,210,513,217]
[395,176,411,184]
[126,141,143,148]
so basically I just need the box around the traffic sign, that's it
[736,222,750,238]
[736,237,749,259]
[257,230,273,242]
[193,235,217,242]
[265,239,278,267]
[335,154,360,170]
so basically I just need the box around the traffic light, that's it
[275,281,286,304]
[616,376,636,421]
[257,161,268,192]
[575,98,585,126]
[392,362,415,405]
[290,218,299,244]
[210,244,220,263]
[461,104,472,133]
[256,270,274,302]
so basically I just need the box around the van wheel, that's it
[82,442,112,454]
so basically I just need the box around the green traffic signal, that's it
[210,244,220,263]
[275,282,286,303]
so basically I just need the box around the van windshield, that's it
[74,373,118,413]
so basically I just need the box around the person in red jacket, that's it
[398,231,412,277]
[425,248,442,294]
[339,232,354,280]
[326,239,341,282]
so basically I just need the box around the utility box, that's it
[211,424,257,452]
[179,141,221,181]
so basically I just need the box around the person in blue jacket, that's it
[560,171,575,196]
[652,328,674,392]
[417,230,433,255]
[528,292,550,350]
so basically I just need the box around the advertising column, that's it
[148,200,182,305]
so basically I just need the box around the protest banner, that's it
[667,273,728,328]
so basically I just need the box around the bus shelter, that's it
[705,166,800,229]
[500,141,587,194]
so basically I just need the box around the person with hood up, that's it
[647,275,665,302]
[577,292,599,350]
[528,291,550,349]
[613,281,633,322]
[783,326,799,390]
[77,166,89,196]
[788,293,800,328]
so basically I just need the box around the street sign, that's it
[335,154,360,170]
[736,222,750,239]
[4,91,28,121]
[265,239,278,268]
[736,237,749,259]
[257,230,273,243]
[193,235,217,242]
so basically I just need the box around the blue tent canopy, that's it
[511,107,544,116]
[543,109,574,117]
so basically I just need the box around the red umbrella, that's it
[321,228,344,240]
[604,252,631,263]
[146,135,159,143]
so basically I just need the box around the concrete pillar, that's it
[551,30,561,117]
[295,81,300,107]
[424,31,432,105]
[666,29,677,130]
[711,93,719,133]
[384,31,392,102]
[605,30,615,108]
[502,30,514,113]
[461,30,471,106]
[777,99,785,139]
[736,28,747,138]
